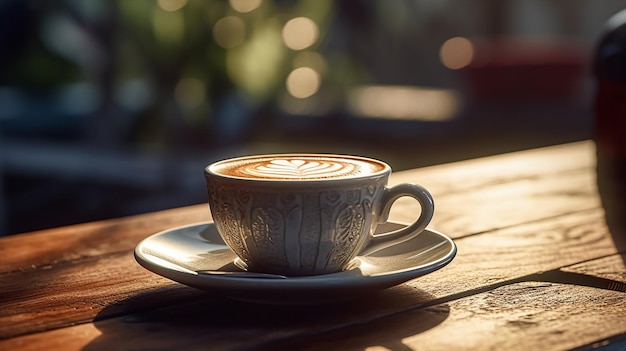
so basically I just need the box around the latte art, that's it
[247,159,353,179]
[209,155,388,180]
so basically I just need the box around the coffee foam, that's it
[210,155,387,180]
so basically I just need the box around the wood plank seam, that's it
[0,207,615,341]
[433,167,594,198]
[252,254,626,351]
[451,207,600,240]
[8,264,622,343]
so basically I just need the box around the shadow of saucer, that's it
[273,301,451,351]
[82,284,449,351]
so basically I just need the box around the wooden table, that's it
[2,140,626,351]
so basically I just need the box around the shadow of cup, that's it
[82,284,449,351]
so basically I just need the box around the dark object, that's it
[594,9,626,251]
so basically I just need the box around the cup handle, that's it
[359,183,434,256]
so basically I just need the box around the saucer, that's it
[134,221,457,304]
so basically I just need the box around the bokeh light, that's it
[157,0,188,12]
[229,0,262,13]
[213,16,246,49]
[348,85,459,121]
[286,67,321,99]
[282,17,319,51]
[175,78,205,109]
[439,37,474,70]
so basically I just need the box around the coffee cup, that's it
[204,154,434,276]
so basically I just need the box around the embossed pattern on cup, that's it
[206,178,386,276]
[206,154,434,277]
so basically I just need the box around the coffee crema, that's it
[209,155,388,180]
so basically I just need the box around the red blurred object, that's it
[462,37,588,102]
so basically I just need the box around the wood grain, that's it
[0,286,445,351]
[562,253,626,284]
[274,282,626,351]
[0,205,210,273]
[1,142,598,277]
[390,141,594,195]
[2,141,623,351]
[0,208,616,343]
[4,262,625,351]
[388,142,599,237]
[0,142,596,273]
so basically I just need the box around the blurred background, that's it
[0,0,623,235]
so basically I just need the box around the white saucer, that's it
[134,221,457,304]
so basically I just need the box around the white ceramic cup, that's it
[204,154,434,276]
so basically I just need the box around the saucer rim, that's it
[134,221,457,303]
